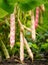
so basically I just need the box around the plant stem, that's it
[1,40,10,59]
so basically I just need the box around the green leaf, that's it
[7,0,17,6]
[1,0,14,13]
[0,8,8,18]
[41,43,48,50]
[32,43,39,50]
[18,0,48,11]
[0,0,15,18]
[0,0,15,14]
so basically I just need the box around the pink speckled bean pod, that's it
[10,13,15,48]
[35,7,39,28]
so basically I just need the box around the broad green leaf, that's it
[18,0,48,11]
[0,0,14,14]
[18,0,30,3]
[7,0,17,6]
[0,0,15,18]
[0,0,48,18]
[0,0,3,6]
[1,0,14,13]
[0,8,8,18]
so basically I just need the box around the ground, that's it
[0,56,48,65]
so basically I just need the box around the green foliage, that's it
[7,0,17,5]
[36,3,48,44]
[28,42,39,53]
[10,42,20,56]
[18,0,48,11]
[0,8,8,18]
[0,0,16,18]
[0,0,48,60]
[40,43,48,52]
[0,0,48,18]
[0,0,15,12]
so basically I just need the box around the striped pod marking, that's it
[35,7,39,28]
[10,13,15,48]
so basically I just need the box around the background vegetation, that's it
[0,0,48,61]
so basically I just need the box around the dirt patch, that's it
[0,59,48,65]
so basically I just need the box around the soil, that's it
[0,56,48,65]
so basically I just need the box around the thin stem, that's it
[1,40,10,59]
